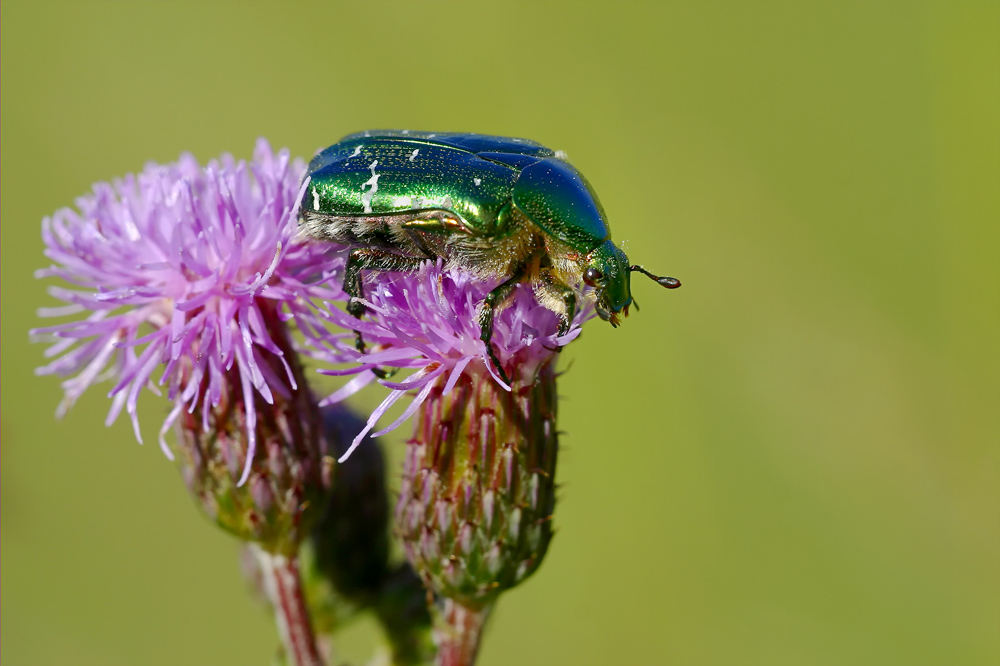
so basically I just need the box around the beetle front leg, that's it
[478,266,527,386]
[344,248,425,376]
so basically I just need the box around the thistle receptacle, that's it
[315,262,587,665]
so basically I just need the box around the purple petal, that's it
[338,388,407,463]
[371,366,443,437]
[442,356,473,397]
[320,370,377,406]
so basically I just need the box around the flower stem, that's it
[435,599,492,666]
[253,545,326,666]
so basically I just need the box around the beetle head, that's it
[583,241,633,327]
[582,241,682,327]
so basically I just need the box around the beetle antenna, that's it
[630,265,681,289]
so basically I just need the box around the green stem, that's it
[253,545,326,666]
[435,599,492,666]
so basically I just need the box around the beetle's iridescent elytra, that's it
[299,130,680,383]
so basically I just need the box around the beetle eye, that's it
[583,267,603,287]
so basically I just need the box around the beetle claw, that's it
[485,344,511,386]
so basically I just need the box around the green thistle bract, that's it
[396,360,558,607]
[312,262,583,664]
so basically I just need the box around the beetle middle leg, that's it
[344,248,425,377]
[478,265,527,386]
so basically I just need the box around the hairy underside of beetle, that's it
[300,209,592,323]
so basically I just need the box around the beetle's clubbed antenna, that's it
[630,265,682,289]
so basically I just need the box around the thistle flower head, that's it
[32,140,341,485]
[312,260,592,462]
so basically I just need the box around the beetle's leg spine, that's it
[344,249,369,319]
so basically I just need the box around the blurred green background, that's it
[2,2,997,665]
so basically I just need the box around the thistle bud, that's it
[309,405,390,610]
[395,360,558,607]
[31,142,345,666]
[312,262,588,664]
[173,300,332,556]
[304,405,434,665]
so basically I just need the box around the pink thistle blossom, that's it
[32,140,343,486]
[310,260,593,462]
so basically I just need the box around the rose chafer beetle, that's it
[299,130,680,384]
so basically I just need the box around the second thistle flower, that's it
[314,262,590,662]
[396,357,559,606]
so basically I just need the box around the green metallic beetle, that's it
[299,130,680,383]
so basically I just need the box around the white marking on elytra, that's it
[350,145,362,158]
[555,149,569,160]
[427,133,437,138]
[363,130,371,137]
[360,160,380,213]
[401,129,410,134]
[473,177,482,186]
[409,148,419,162]
[312,186,320,211]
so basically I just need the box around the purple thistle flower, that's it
[310,260,593,462]
[32,139,343,486]
[306,259,591,663]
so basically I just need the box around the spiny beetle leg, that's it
[557,292,576,338]
[345,248,425,378]
[485,342,509,386]
[478,266,527,386]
